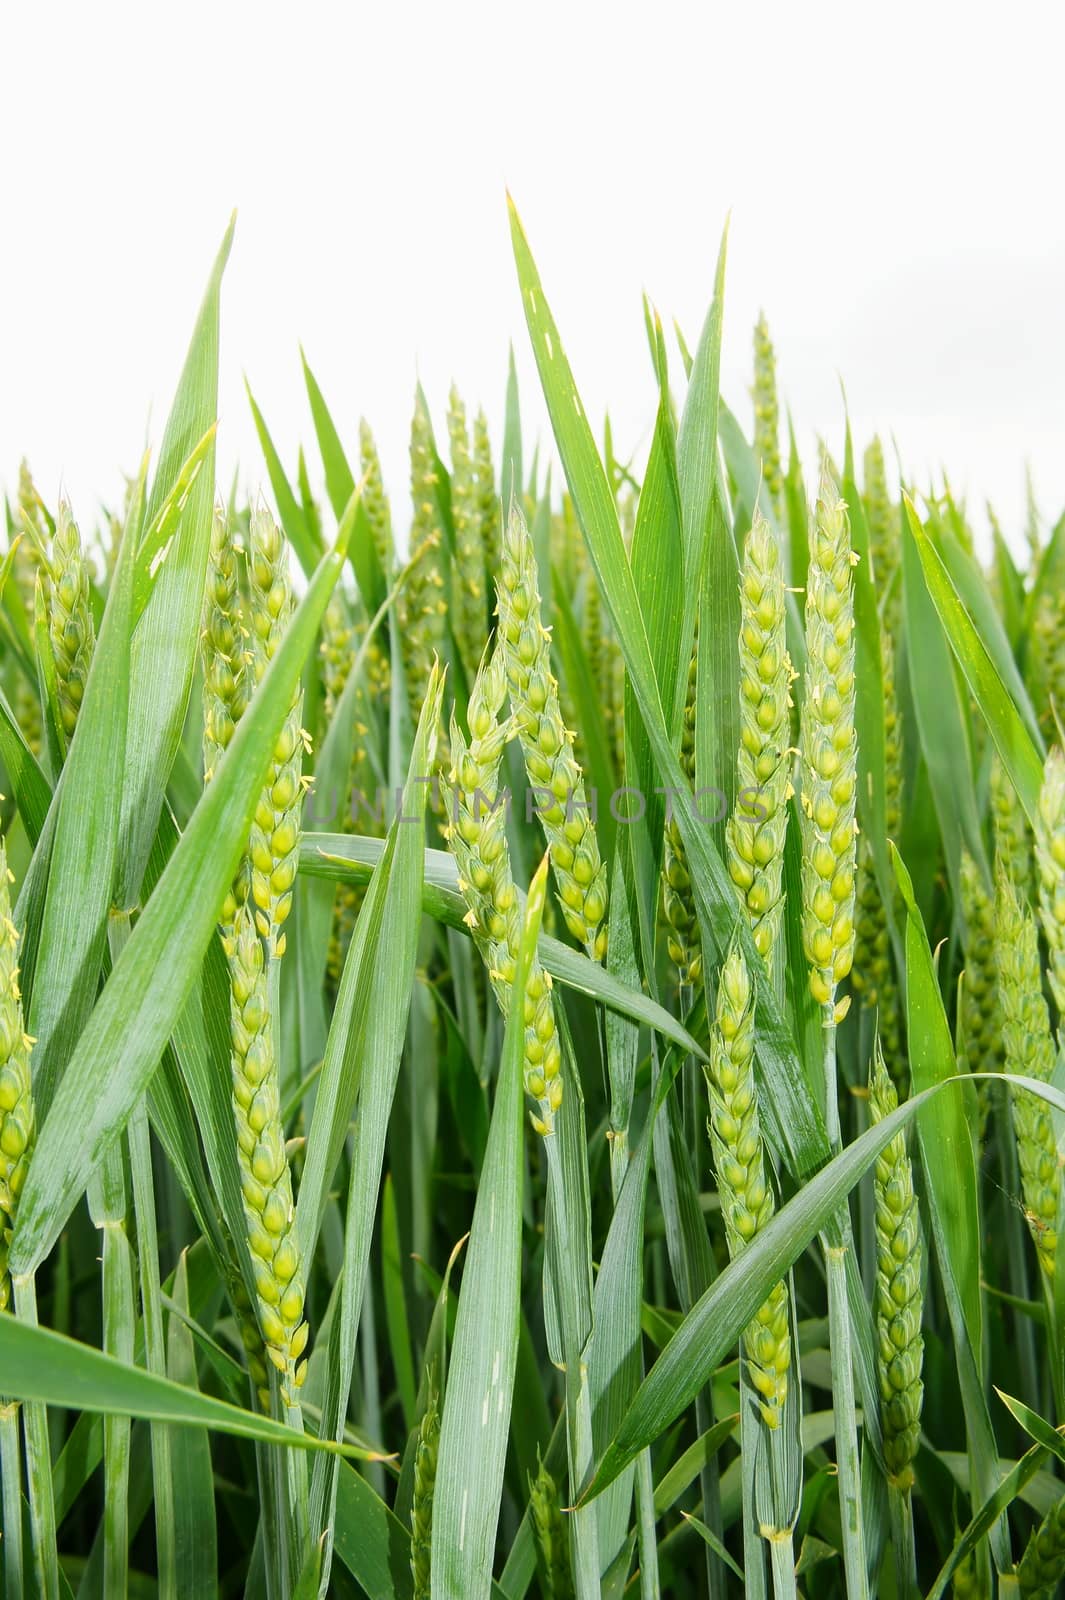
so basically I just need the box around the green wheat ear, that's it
[442,643,564,1136]
[996,870,1061,1282]
[991,749,1034,901]
[1017,1491,1065,1596]
[245,508,306,955]
[529,1454,574,1600]
[1035,744,1065,1029]
[0,841,36,1314]
[869,1042,924,1489]
[47,502,95,740]
[662,639,701,988]
[862,435,899,621]
[726,508,792,970]
[852,633,905,1087]
[705,942,791,1429]
[401,393,448,729]
[447,385,489,682]
[799,463,859,1023]
[410,1374,440,1600]
[358,417,395,577]
[752,313,782,513]
[496,506,608,962]
[958,850,1002,1143]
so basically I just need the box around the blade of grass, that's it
[431,854,550,1600]
[119,215,233,903]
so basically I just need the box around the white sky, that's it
[3,1,1063,558]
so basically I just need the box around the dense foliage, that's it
[1,205,1064,1600]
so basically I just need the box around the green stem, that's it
[115,901,176,1600]
[768,1529,798,1600]
[129,1099,176,1598]
[739,1393,767,1600]
[822,1011,868,1600]
[888,1482,917,1600]
[1,1398,24,1594]
[545,1136,599,1600]
[634,1446,661,1600]
[10,1273,58,1599]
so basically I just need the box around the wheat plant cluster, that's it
[0,206,1064,1600]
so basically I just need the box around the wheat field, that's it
[1,202,1064,1600]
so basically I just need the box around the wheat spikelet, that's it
[991,750,1034,902]
[447,386,489,681]
[0,844,35,1314]
[1017,1492,1065,1596]
[705,943,791,1428]
[852,634,905,1085]
[862,436,898,615]
[959,850,1002,1142]
[410,1375,440,1600]
[1028,590,1065,730]
[442,645,564,1135]
[661,642,701,987]
[996,872,1060,1281]
[1035,744,1065,1026]
[726,509,793,969]
[359,418,394,577]
[869,1043,924,1489]
[224,902,308,1405]
[496,507,608,962]
[800,464,859,1021]
[401,396,448,728]
[752,313,782,512]
[472,407,498,577]
[47,503,95,740]
[246,508,306,954]
[529,1455,574,1600]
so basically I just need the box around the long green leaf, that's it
[431,854,549,1599]
[26,469,135,1112]
[0,1316,371,1459]
[907,499,1044,828]
[119,215,233,902]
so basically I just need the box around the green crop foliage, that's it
[0,204,1062,1600]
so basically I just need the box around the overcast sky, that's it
[3,2,1062,558]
